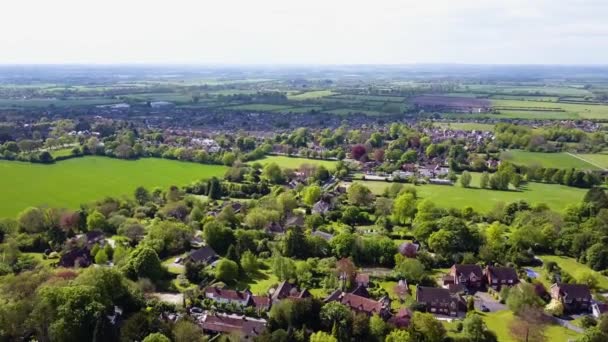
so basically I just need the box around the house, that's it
[311,230,333,241]
[204,287,252,307]
[284,214,305,228]
[398,242,419,258]
[312,200,331,215]
[204,286,273,311]
[198,312,266,340]
[83,230,105,246]
[444,264,483,290]
[324,291,391,318]
[58,248,93,268]
[550,283,592,313]
[271,281,311,301]
[484,266,519,290]
[186,246,219,264]
[265,221,285,235]
[355,273,370,288]
[350,284,370,298]
[592,302,608,318]
[416,286,463,317]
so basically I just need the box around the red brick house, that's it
[416,286,464,317]
[324,290,391,319]
[484,266,519,290]
[199,312,266,340]
[550,283,592,314]
[444,264,483,289]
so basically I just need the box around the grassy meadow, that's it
[256,155,338,169]
[435,122,495,131]
[501,150,599,170]
[0,157,227,218]
[351,172,588,212]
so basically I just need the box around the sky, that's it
[1,0,607,65]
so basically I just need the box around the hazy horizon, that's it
[2,0,607,65]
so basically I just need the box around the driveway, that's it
[474,292,506,312]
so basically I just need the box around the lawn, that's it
[0,157,227,218]
[480,310,580,342]
[256,155,338,170]
[492,99,608,120]
[501,150,599,170]
[225,104,293,112]
[350,173,588,212]
[50,148,75,158]
[537,255,608,291]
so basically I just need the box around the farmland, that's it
[351,172,588,212]
[0,157,227,218]
[491,99,608,120]
[255,155,338,169]
[435,122,495,131]
[500,150,600,170]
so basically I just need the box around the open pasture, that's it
[255,155,337,170]
[492,99,608,119]
[350,173,587,212]
[500,150,599,170]
[0,157,227,218]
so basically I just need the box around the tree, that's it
[509,307,548,342]
[584,187,608,210]
[331,233,356,258]
[385,330,411,342]
[369,314,388,341]
[410,312,446,342]
[544,299,564,317]
[347,183,373,206]
[587,243,608,271]
[310,331,337,342]
[302,185,322,206]
[320,302,353,342]
[463,313,496,342]
[394,258,426,284]
[203,221,235,255]
[277,192,297,215]
[507,283,544,314]
[207,177,222,200]
[283,227,307,258]
[173,320,207,342]
[17,207,46,233]
[86,210,107,232]
[122,246,165,282]
[579,327,608,342]
[480,172,490,189]
[95,249,109,265]
[392,192,417,225]
[134,186,150,205]
[460,171,472,188]
[142,333,171,342]
[272,256,296,281]
[351,144,367,161]
[262,163,285,184]
[240,250,258,275]
[215,259,239,283]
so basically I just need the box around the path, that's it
[553,317,584,334]
[566,152,607,171]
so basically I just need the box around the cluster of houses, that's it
[362,163,453,185]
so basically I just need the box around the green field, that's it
[256,155,338,169]
[50,148,75,158]
[572,153,608,170]
[351,173,587,212]
[225,104,293,112]
[287,90,335,100]
[435,122,495,131]
[492,99,608,119]
[0,157,227,218]
[501,150,599,170]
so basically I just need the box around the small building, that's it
[484,266,519,290]
[416,286,463,317]
[312,200,331,215]
[550,283,592,314]
[204,286,272,311]
[388,308,412,328]
[186,246,219,264]
[265,221,285,235]
[311,230,334,241]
